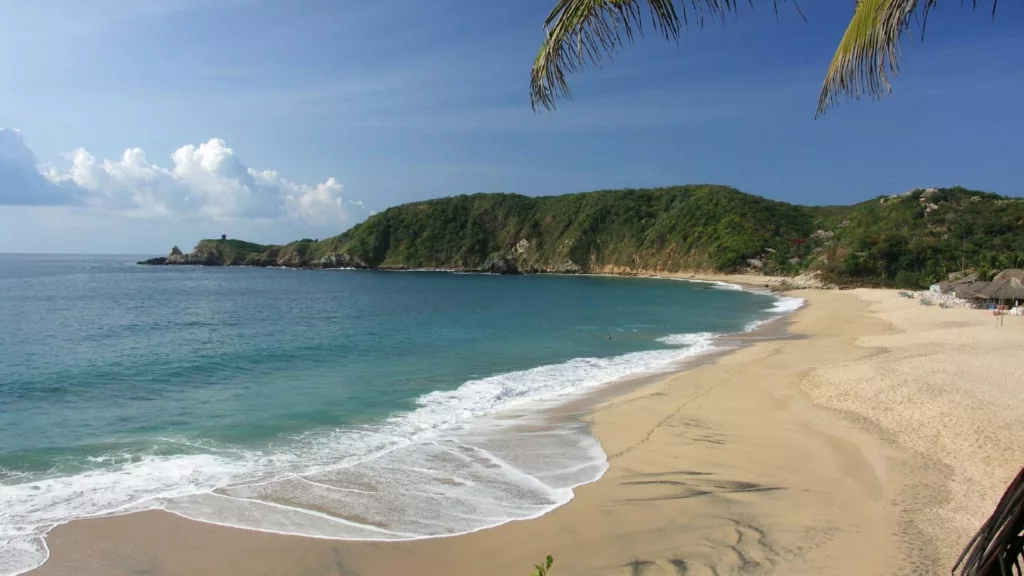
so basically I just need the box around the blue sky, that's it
[1,0,1021,254]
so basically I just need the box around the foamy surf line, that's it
[673,277,746,291]
[662,277,804,332]
[1,291,802,576]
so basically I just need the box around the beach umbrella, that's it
[994,269,1024,283]
[955,281,992,301]
[977,279,1024,303]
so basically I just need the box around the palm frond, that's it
[530,1,797,111]
[953,465,1024,576]
[534,0,998,116]
[815,0,930,117]
[816,0,998,117]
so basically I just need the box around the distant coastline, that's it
[136,247,820,292]
[137,184,1024,290]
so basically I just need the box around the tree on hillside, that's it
[530,0,1000,116]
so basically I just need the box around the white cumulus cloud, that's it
[280,176,347,223]
[1,129,357,224]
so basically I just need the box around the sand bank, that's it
[31,289,1023,576]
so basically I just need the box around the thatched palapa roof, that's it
[954,281,991,299]
[954,278,1024,302]
[994,269,1024,282]
[938,273,981,294]
[976,278,1024,302]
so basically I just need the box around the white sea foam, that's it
[742,295,806,332]
[769,295,805,313]
[0,329,724,576]
[668,277,745,291]
[656,332,716,348]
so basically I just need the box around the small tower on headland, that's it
[221,234,227,241]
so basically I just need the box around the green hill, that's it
[144,184,1024,288]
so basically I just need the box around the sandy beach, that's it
[31,288,1024,576]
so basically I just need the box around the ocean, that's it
[0,254,801,575]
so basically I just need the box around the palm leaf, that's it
[533,0,998,116]
[953,465,1024,576]
[816,0,933,117]
[817,0,998,117]
[530,1,799,111]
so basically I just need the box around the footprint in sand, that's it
[618,519,777,575]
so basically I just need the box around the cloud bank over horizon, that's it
[0,128,355,225]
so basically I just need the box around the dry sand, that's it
[31,289,1024,576]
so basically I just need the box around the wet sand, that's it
[32,289,1024,576]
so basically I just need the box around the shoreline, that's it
[36,289,877,576]
[9,275,789,576]
[137,261,794,290]
[26,288,1024,576]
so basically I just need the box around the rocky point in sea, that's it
[137,245,224,266]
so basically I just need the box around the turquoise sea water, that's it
[0,254,799,575]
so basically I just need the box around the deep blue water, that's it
[0,254,793,575]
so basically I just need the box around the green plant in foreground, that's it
[531,555,554,576]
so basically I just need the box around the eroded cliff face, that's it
[473,238,583,275]
[137,236,590,275]
[138,233,703,276]
[135,241,829,291]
